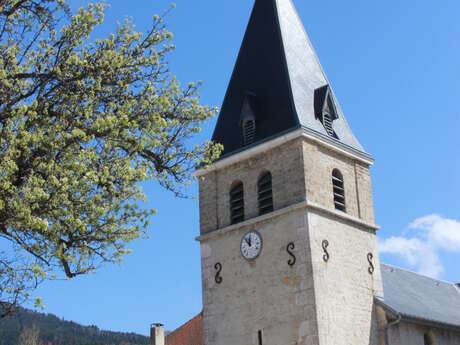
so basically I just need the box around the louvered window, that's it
[332,169,346,212]
[315,85,338,138]
[243,119,256,146]
[258,172,273,215]
[230,181,244,224]
[322,94,336,137]
[323,111,334,137]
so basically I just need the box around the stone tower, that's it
[196,1,383,345]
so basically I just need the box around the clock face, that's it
[241,231,262,260]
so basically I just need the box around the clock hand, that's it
[245,237,251,246]
[248,235,252,247]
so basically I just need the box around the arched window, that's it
[332,169,346,212]
[258,172,273,215]
[230,181,244,224]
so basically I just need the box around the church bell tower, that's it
[196,1,383,344]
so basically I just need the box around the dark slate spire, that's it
[212,0,366,158]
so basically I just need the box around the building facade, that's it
[151,1,460,345]
[197,0,381,343]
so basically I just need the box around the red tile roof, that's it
[165,312,203,345]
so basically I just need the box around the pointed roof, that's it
[212,0,367,158]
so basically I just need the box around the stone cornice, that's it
[196,128,374,177]
[196,200,379,242]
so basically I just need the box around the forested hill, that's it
[0,308,150,345]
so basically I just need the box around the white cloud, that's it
[379,214,460,278]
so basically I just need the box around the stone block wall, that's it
[355,161,375,223]
[198,134,380,345]
[199,172,218,233]
[200,209,319,345]
[307,210,383,345]
[199,136,376,235]
[199,138,306,234]
[302,138,375,224]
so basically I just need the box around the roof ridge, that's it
[166,311,202,336]
[280,0,328,83]
[279,0,341,109]
[381,263,455,286]
[454,283,460,295]
[274,0,365,152]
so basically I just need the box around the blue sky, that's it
[31,0,460,336]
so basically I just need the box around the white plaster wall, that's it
[387,321,460,345]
